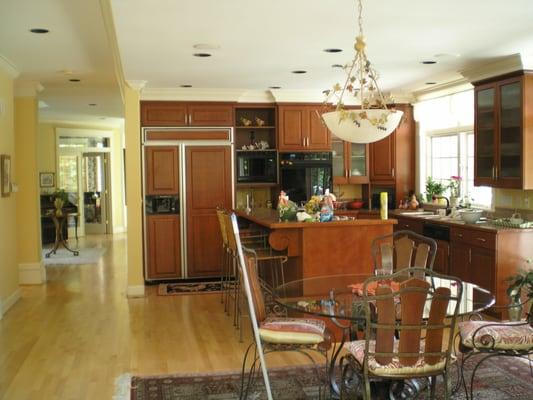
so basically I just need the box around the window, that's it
[416,89,493,209]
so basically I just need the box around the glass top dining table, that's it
[273,273,495,323]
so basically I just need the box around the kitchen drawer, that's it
[450,226,496,250]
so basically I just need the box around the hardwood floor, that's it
[0,234,314,400]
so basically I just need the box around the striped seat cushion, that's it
[259,317,326,344]
[459,320,533,350]
[343,340,448,376]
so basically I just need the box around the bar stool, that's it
[223,211,288,342]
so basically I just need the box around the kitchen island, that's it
[235,209,396,279]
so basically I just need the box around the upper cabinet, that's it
[332,135,369,184]
[277,105,331,151]
[141,101,234,127]
[474,72,533,189]
[369,104,416,205]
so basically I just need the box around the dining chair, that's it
[340,267,462,399]
[230,213,333,400]
[457,296,533,399]
[372,230,437,274]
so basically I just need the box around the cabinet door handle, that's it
[392,168,395,177]
[306,137,309,147]
[302,137,305,147]
[476,237,486,242]
[492,166,495,179]
[468,248,471,263]
[495,166,498,179]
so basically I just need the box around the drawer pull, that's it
[476,237,486,242]
[457,233,463,238]
[404,224,410,228]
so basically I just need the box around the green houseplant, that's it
[52,189,69,217]
[425,177,446,203]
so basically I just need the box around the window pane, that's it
[431,135,458,186]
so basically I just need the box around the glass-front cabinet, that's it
[332,134,369,184]
[474,72,532,189]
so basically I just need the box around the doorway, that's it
[82,153,109,234]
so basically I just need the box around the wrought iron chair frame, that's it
[457,298,533,399]
[340,267,462,400]
[230,213,334,400]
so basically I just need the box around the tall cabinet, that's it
[474,71,533,189]
[277,104,331,151]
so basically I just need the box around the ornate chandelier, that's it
[321,0,403,144]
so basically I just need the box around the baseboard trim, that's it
[0,287,22,319]
[19,261,46,284]
[127,285,145,298]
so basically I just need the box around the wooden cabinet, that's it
[369,104,415,207]
[332,135,369,184]
[433,239,450,275]
[474,71,533,189]
[146,214,181,279]
[277,105,331,151]
[394,216,423,234]
[145,146,179,195]
[186,146,232,277]
[141,101,234,127]
[450,239,495,292]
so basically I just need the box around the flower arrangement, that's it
[304,196,322,215]
[277,191,297,221]
[448,175,462,198]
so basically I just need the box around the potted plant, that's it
[506,258,533,321]
[425,177,446,203]
[52,189,69,217]
[447,175,462,207]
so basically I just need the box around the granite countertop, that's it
[390,209,533,233]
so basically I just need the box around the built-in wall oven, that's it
[236,150,277,183]
[279,152,332,204]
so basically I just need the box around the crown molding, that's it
[459,53,527,84]
[271,89,325,103]
[15,80,44,97]
[126,80,147,91]
[413,78,472,102]
[141,87,247,101]
[0,54,19,79]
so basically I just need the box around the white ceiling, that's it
[111,0,533,95]
[1,0,533,122]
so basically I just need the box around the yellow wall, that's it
[37,122,126,232]
[0,68,19,307]
[15,97,41,264]
[494,188,533,211]
[124,85,144,294]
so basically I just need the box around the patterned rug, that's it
[127,356,533,399]
[158,281,227,295]
[42,246,106,265]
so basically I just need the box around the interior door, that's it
[186,146,232,277]
[82,153,108,234]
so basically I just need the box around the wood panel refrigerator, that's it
[142,128,234,280]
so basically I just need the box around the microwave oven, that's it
[145,195,179,214]
[236,150,277,183]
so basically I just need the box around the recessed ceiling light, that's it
[421,60,437,65]
[30,28,49,34]
[331,64,344,68]
[180,84,192,88]
[324,48,342,53]
[269,86,281,89]
[69,78,80,82]
[193,53,211,57]
[292,70,307,74]
[425,82,437,85]
[193,43,220,50]
[88,103,97,106]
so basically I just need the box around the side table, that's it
[45,212,79,258]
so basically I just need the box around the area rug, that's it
[158,281,228,295]
[42,246,106,265]
[125,356,533,400]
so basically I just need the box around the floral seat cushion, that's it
[343,340,448,376]
[259,317,326,345]
[459,320,533,350]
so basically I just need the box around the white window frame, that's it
[426,126,493,210]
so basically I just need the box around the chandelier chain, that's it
[357,0,363,37]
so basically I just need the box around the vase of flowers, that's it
[448,176,462,207]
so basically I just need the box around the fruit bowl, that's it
[460,209,483,224]
[347,200,364,210]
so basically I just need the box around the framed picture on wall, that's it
[39,172,55,188]
[1,154,11,197]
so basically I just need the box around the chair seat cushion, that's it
[343,340,447,376]
[459,320,533,350]
[259,317,326,344]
